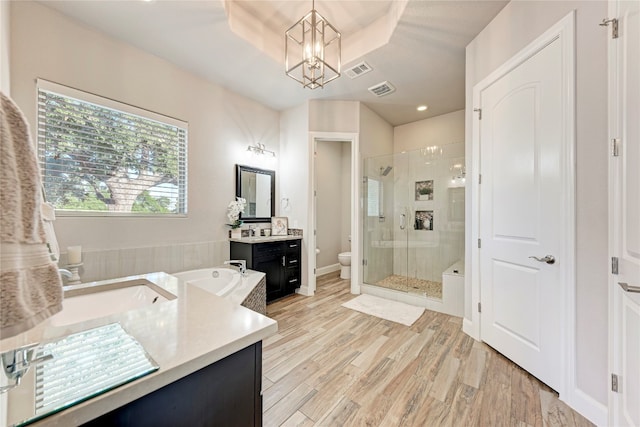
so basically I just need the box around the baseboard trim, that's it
[565,387,607,426]
[296,285,313,297]
[316,263,340,276]
[462,318,479,340]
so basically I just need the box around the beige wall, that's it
[279,102,310,285]
[309,100,360,133]
[10,1,280,280]
[0,1,9,94]
[394,110,465,153]
[316,140,350,269]
[465,0,608,416]
[359,104,394,158]
[340,142,352,253]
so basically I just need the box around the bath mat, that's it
[342,294,425,326]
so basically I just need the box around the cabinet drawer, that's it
[286,257,300,268]
[285,268,300,290]
[285,240,301,255]
[253,242,283,258]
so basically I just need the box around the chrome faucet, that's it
[224,260,247,276]
[58,268,73,279]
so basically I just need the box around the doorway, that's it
[314,139,352,279]
[307,132,359,296]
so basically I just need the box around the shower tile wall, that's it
[392,142,465,283]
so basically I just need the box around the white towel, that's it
[1,91,63,339]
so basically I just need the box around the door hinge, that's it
[313,268,316,274]
[478,302,482,313]
[473,108,482,120]
[611,373,619,392]
[612,257,619,275]
[362,259,368,266]
[477,238,482,249]
[600,18,619,39]
[478,174,482,184]
[611,138,620,157]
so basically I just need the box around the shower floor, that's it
[375,275,443,300]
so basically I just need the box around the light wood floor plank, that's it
[263,382,317,427]
[262,273,593,427]
[280,411,314,427]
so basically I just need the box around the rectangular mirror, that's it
[236,165,275,223]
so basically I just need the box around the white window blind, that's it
[36,79,188,215]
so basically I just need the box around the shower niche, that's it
[362,144,465,316]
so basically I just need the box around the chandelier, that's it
[285,0,341,89]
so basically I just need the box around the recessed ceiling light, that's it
[417,105,428,112]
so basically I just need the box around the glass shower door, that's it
[363,152,409,293]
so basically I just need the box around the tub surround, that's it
[173,267,268,315]
[0,272,277,426]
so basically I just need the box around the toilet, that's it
[338,252,351,279]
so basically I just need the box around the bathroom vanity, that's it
[0,272,277,426]
[230,236,302,302]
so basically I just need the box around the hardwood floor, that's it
[262,272,594,427]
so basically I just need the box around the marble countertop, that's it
[0,272,278,426]
[230,235,303,244]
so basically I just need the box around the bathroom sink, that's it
[49,279,177,327]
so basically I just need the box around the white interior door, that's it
[477,16,574,393]
[609,0,640,425]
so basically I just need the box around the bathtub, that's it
[172,267,241,297]
[172,267,266,315]
[49,279,176,327]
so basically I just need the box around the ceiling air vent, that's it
[345,61,372,79]
[368,81,396,97]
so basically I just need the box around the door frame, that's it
[306,131,360,296]
[468,11,576,401]
[607,0,640,425]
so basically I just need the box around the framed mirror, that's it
[236,165,275,223]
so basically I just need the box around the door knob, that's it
[529,255,555,264]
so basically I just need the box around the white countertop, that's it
[0,272,278,426]
[230,235,303,244]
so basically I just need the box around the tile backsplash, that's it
[58,240,230,284]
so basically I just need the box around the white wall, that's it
[0,0,9,94]
[393,110,465,153]
[465,0,609,416]
[10,1,280,281]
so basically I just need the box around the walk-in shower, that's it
[362,144,465,308]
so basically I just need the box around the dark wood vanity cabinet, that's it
[231,238,301,302]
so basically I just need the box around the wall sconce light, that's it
[247,143,276,158]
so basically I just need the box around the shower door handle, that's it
[400,214,406,230]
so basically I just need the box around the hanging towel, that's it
[1,91,63,339]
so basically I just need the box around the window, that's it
[367,178,382,217]
[36,79,187,215]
